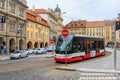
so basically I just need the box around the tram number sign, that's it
[62,29,69,38]
[50,39,54,44]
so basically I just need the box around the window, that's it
[98,41,104,49]
[91,41,96,50]
[18,7,24,17]
[35,32,38,39]
[27,31,29,37]
[9,1,16,13]
[30,32,32,38]
[9,22,15,32]
[0,23,4,30]
[35,23,38,29]
[0,0,5,9]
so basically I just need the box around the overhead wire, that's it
[63,0,100,13]
[61,0,100,20]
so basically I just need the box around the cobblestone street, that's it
[0,49,120,80]
[0,67,119,80]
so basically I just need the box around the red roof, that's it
[27,9,47,14]
[65,20,114,28]
[27,10,49,28]
[27,11,37,22]
[86,21,105,27]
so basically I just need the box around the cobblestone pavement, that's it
[0,67,119,80]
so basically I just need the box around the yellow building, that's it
[26,11,50,49]
[64,20,86,35]
[64,20,114,46]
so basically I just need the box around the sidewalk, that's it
[0,54,9,60]
[0,52,54,60]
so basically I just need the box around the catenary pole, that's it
[114,19,117,69]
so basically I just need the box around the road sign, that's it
[116,21,120,30]
[62,29,69,38]
[50,39,54,44]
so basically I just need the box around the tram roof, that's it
[74,34,104,39]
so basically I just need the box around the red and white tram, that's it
[54,34,105,63]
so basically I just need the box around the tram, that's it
[54,34,105,63]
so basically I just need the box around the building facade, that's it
[0,0,27,54]
[28,5,63,45]
[64,20,114,46]
[54,4,63,37]
[26,11,50,49]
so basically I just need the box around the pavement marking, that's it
[79,72,118,80]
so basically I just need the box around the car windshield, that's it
[13,50,26,54]
[12,51,20,54]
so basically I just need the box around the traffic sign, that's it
[62,29,69,38]
[116,21,120,30]
[50,39,54,44]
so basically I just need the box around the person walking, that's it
[3,47,7,54]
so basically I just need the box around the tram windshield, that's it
[55,35,74,53]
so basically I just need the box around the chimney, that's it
[32,6,35,13]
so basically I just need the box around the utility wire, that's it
[63,0,100,13]
[62,16,79,20]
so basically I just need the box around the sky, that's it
[27,0,120,25]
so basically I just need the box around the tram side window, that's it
[98,41,104,49]
[66,42,72,53]
[91,41,96,50]
[72,41,78,52]
[79,43,85,52]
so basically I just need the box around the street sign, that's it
[50,39,54,44]
[116,21,120,30]
[62,29,69,38]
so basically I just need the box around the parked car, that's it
[35,48,47,54]
[27,49,34,54]
[47,46,55,52]
[10,50,29,59]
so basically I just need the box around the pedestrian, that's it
[12,49,15,53]
[3,47,7,54]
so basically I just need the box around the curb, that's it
[55,67,77,71]
[77,68,120,73]
[55,67,120,73]
[45,56,54,58]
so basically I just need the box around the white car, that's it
[27,49,34,54]
[35,48,47,54]
[47,46,55,52]
[10,50,29,59]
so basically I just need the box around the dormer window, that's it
[38,17,41,22]
[81,24,83,26]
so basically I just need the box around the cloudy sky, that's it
[27,0,120,25]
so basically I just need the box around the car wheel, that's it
[19,55,21,59]
[26,54,28,57]
[10,58,13,60]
